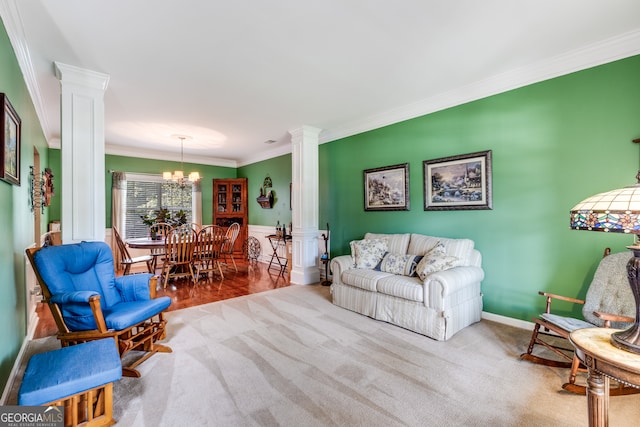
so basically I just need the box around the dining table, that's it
[126,237,166,272]
[126,237,166,250]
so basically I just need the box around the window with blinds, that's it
[125,177,193,238]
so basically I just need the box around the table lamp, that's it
[570,138,640,353]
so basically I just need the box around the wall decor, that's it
[256,175,274,208]
[423,150,492,211]
[363,163,409,211]
[1,93,21,186]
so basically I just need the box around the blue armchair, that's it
[27,241,172,378]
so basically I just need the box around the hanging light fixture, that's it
[163,135,201,187]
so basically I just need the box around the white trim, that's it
[482,311,534,331]
[106,144,238,168]
[319,29,640,145]
[0,335,30,405]
[124,172,165,183]
[0,0,52,145]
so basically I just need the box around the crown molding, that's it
[319,29,640,144]
[0,0,52,143]
[237,142,293,167]
[105,143,238,168]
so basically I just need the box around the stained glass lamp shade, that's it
[570,172,640,354]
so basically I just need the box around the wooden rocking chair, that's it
[27,241,172,378]
[520,248,639,395]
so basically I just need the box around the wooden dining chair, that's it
[161,227,198,287]
[187,222,203,233]
[112,226,153,275]
[195,225,226,280]
[221,222,241,272]
[149,222,173,272]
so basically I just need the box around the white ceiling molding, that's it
[106,144,237,168]
[319,29,640,145]
[236,142,296,168]
[0,0,52,143]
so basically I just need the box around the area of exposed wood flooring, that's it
[33,259,291,339]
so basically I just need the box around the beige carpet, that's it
[8,284,640,426]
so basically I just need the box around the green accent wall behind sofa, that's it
[321,55,640,323]
[0,20,50,391]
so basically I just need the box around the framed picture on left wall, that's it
[1,93,21,186]
[363,163,410,211]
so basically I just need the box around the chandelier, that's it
[163,135,201,187]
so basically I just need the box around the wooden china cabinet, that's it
[212,178,248,254]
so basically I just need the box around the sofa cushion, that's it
[378,253,423,276]
[415,242,461,281]
[350,238,388,269]
[341,268,394,292]
[408,233,474,263]
[376,274,424,302]
[364,233,410,254]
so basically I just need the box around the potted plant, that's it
[140,208,171,239]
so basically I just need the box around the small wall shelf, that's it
[257,192,274,209]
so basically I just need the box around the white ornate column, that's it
[289,126,321,285]
[55,62,110,243]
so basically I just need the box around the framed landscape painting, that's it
[1,93,21,186]
[423,150,492,211]
[364,163,409,211]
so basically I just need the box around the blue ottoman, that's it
[18,338,122,426]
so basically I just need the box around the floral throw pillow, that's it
[415,242,460,281]
[350,238,388,269]
[379,253,423,276]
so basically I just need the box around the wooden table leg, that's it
[586,362,609,427]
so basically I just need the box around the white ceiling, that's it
[2,1,640,167]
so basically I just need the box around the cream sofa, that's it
[330,232,484,341]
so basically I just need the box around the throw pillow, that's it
[350,238,388,269]
[415,242,460,280]
[379,253,423,276]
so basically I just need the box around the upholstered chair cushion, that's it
[582,251,635,328]
[33,241,170,331]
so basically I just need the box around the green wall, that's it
[238,154,292,228]
[104,155,236,227]
[45,152,238,227]
[0,20,50,391]
[320,55,640,323]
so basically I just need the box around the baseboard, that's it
[481,311,533,330]
[0,335,31,405]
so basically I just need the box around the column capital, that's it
[54,61,110,91]
[288,125,322,142]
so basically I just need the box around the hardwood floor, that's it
[33,259,291,339]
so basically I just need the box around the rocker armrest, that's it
[116,273,157,302]
[593,311,635,327]
[330,255,354,285]
[423,266,484,310]
[50,291,99,304]
[538,291,585,305]
[537,291,584,314]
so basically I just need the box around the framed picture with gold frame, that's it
[1,93,21,186]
